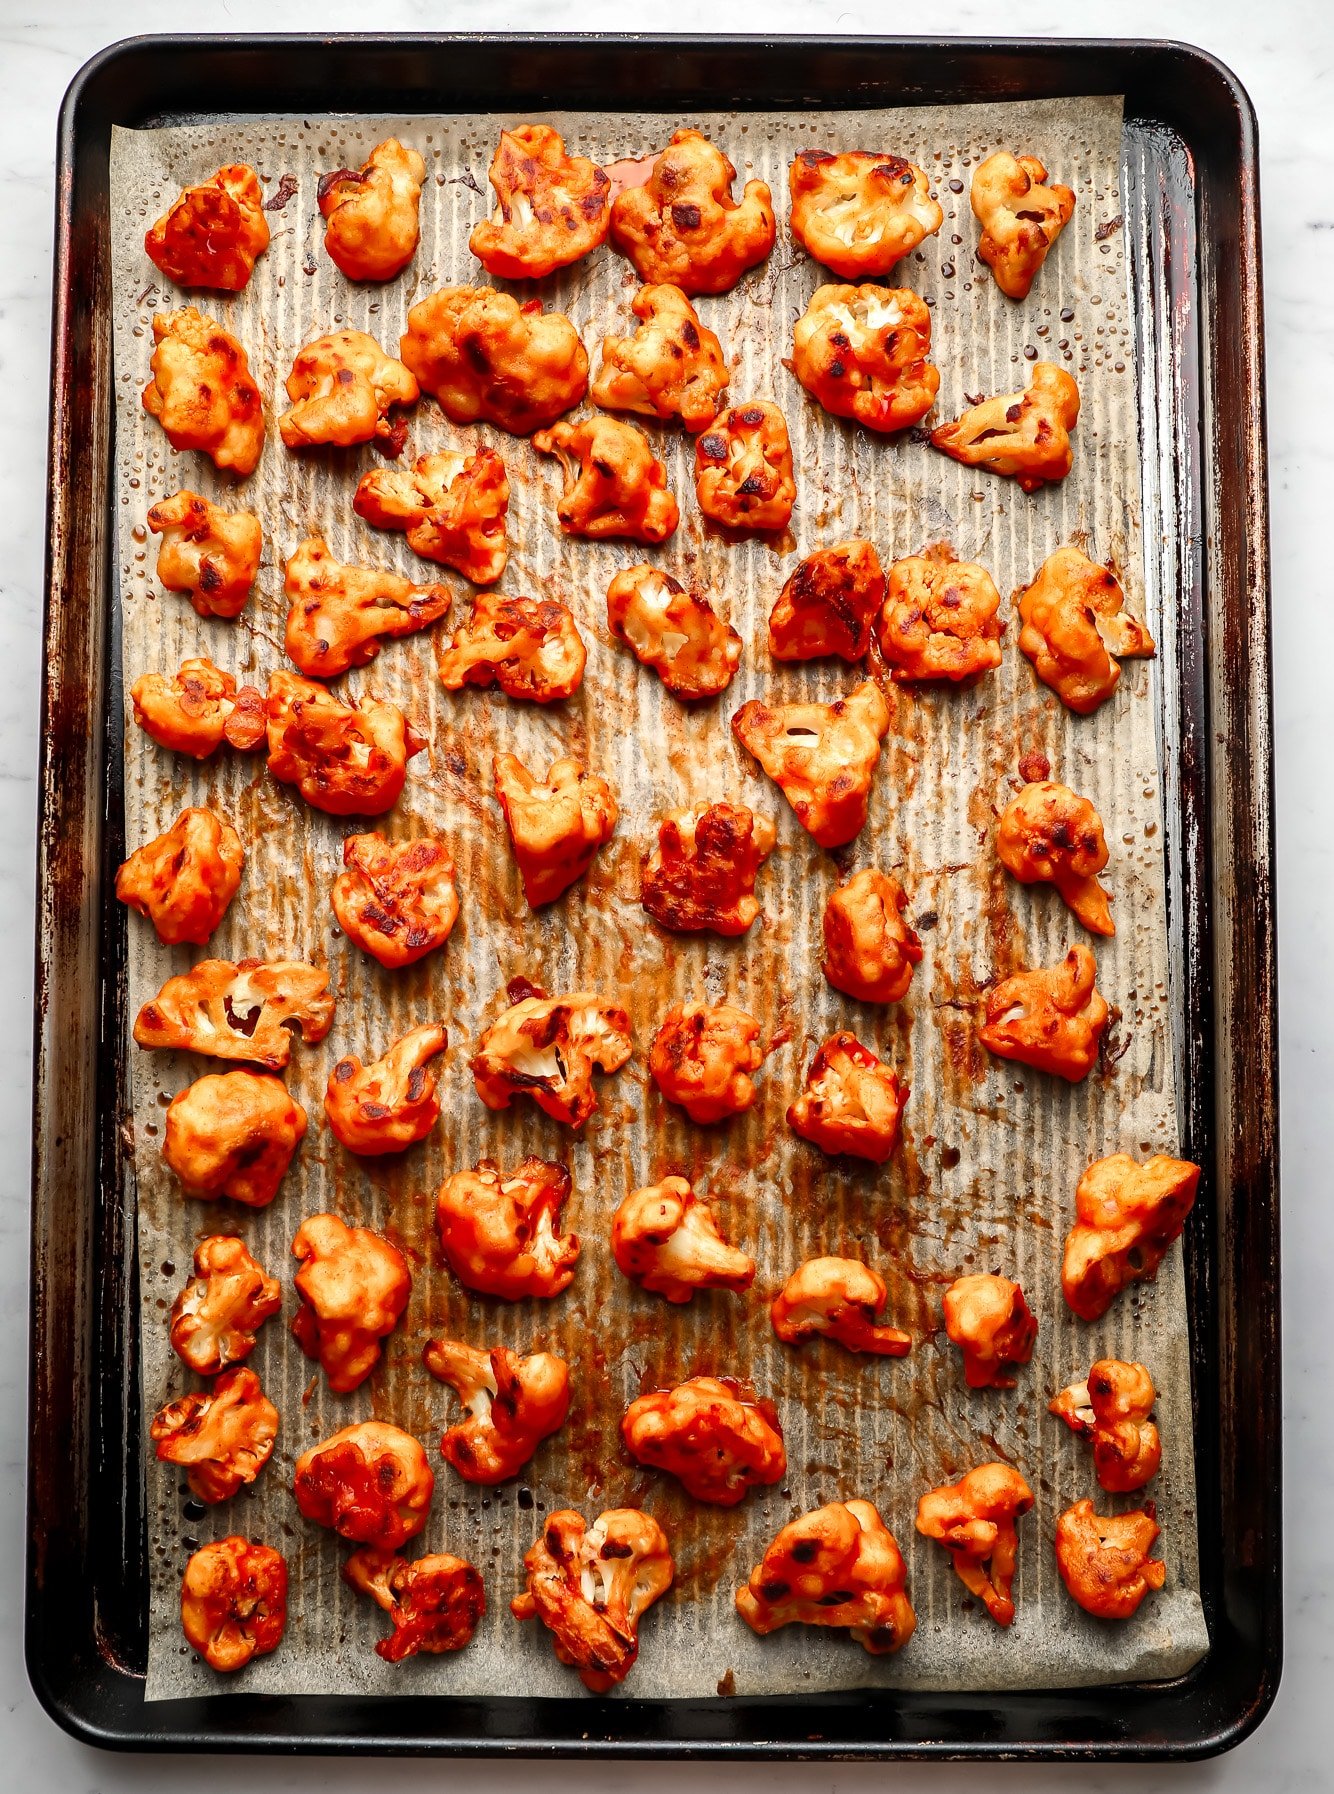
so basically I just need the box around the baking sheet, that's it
[108,96,1208,1701]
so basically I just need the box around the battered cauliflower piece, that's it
[145,164,269,291]
[605,564,740,699]
[423,1337,571,1482]
[1050,1359,1162,1492]
[787,1031,908,1164]
[770,1256,911,1356]
[266,667,424,816]
[972,151,1076,301]
[532,414,679,544]
[977,943,1109,1082]
[931,362,1080,492]
[355,448,509,585]
[768,538,884,663]
[318,137,426,281]
[134,957,334,1070]
[324,1022,449,1155]
[511,1507,673,1693]
[331,831,459,968]
[147,489,261,619]
[470,123,611,280]
[400,286,588,434]
[169,1235,282,1375]
[151,1365,278,1504]
[494,752,617,907]
[471,991,632,1128]
[822,867,922,1004]
[278,330,419,453]
[789,149,942,279]
[435,1156,580,1300]
[736,1499,916,1653]
[732,678,890,849]
[343,1546,485,1660]
[610,128,774,293]
[130,657,265,760]
[694,400,795,531]
[1054,1499,1166,1619]
[591,283,728,430]
[915,1463,1035,1627]
[291,1213,411,1393]
[791,284,938,433]
[997,780,1114,935]
[436,591,586,703]
[282,535,451,680]
[115,806,244,946]
[180,1536,287,1673]
[1061,1152,1200,1322]
[942,1273,1038,1389]
[622,1375,785,1506]
[142,307,265,477]
[640,803,776,937]
[611,1177,756,1303]
[163,1070,307,1207]
[878,543,1004,683]
[647,999,765,1123]
[1017,546,1156,715]
[293,1420,434,1548]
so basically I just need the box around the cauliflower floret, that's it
[115,805,244,946]
[470,123,611,279]
[732,678,890,849]
[977,943,1109,1082]
[293,1420,434,1548]
[641,803,776,936]
[997,779,1115,935]
[879,543,1004,683]
[622,1375,785,1506]
[343,1547,485,1660]
[532,414,679,544]
[318,137,426,281]
[324,1022,448,1155]
[437,591,586,703]
[736,1499,916,1653]
[611,1176,756,1303]
[647,999,765,1123]
[142,307,265,477]
[695,400,795,531]
[145,164,269,291]
[147,489,261,619]
[1061,1152,1200,1322]
[822,867,922,1004]
[916,1463,1035,1627]
[169,1235,282,1375]
[130,657,266,759]
[331,831,459,969]
[610,128,774,294]
[791,284,938,433]
[163,1070,308,1207]
[435,1156,580,1300]
[494,752,617,908]
[787,1030,908,1164]
[180,1536,287,1673]
[471,991,632,1128]
[423,1337,571,1483]
[266,667,424,816]
[591,283,729,430]
[134,957,334,1070]
[511,1507,674,1693]
[1050,1359,1162,1492]
[278,330,419,453]
[768,538,884,663]
[606,564,740,699]
[931,362,1080,492]
[1054,1499,1166,1619]
[282,535,450,680]
[150,1365,278,1503]
[1017,545,1156,714]
[770,1256,910,1356]
[291,1213,411,1393]
[789,149,942,279]
[400,286,588,434]
[972,151,1076,300]
[942,1272,1038,1389]
[355,448,509,585]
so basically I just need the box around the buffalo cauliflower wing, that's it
[977,943,1109,1082]
[266,667,424,815]
[1017,545,1156,715]
[822,867,922,1004]
[283,535,450,680]
[610,128,774,294]
[332,831,459,968]
[324,1022,448,1155]
[471,991,632,1128]
[436,591,586,703]
[1062,1152,1200,1322]
[423,1336,571,1483]
[622,1375,785,1506]
[647,999,765,1123]
[942,1272,1038,1389]
[169,1235,282,1376]
[400,286,588,434]
[115,806,244,946]
[931,362,1080,493]
[532,414,679,543]
[291,1213,411,1393]
[972,151,1076,301]
[611,1176,756,1304]
[355,448,509,585]
[736,1498,916,1653]
[787,1031,908,1164]
[997,779,1114,935]
[770,1255,911,1356]
[605,564,740,699]
[768,538,884,664]
[494,752,617,907]
[145,164,269,291]
[640,803,776,936]
[1050,1359,1162,1492]
[694,400,795,531]
[732,678,890,849]
[471,123,611,280]
[147,489,261,619]
[180,1536,286,1673]
[163,1070,307,1206]
[789,149,942,279]
[318,137,426,281]
[343,1546,485,1660]
[878,543,1004,683]
[277,330,419,453]
[293,1420,434,1548]
[151,1364,278,1503]
[1054,1499,1166,1619]
[135,957,334,1070]
[592,283,728,430]
[916,1462,1035,1627]
[791,283,938,433]
[130,657,265,759]
[435,1156,579,1300]
[142,307,265,477]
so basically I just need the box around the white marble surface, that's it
[0,0,1324,1786]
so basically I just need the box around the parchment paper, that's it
[108,96,1209,1702]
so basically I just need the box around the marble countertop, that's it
[0,1,1322,1787]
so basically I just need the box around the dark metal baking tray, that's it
[29,32,1278,1759]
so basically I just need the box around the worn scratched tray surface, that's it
[30,34,1278,1759]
